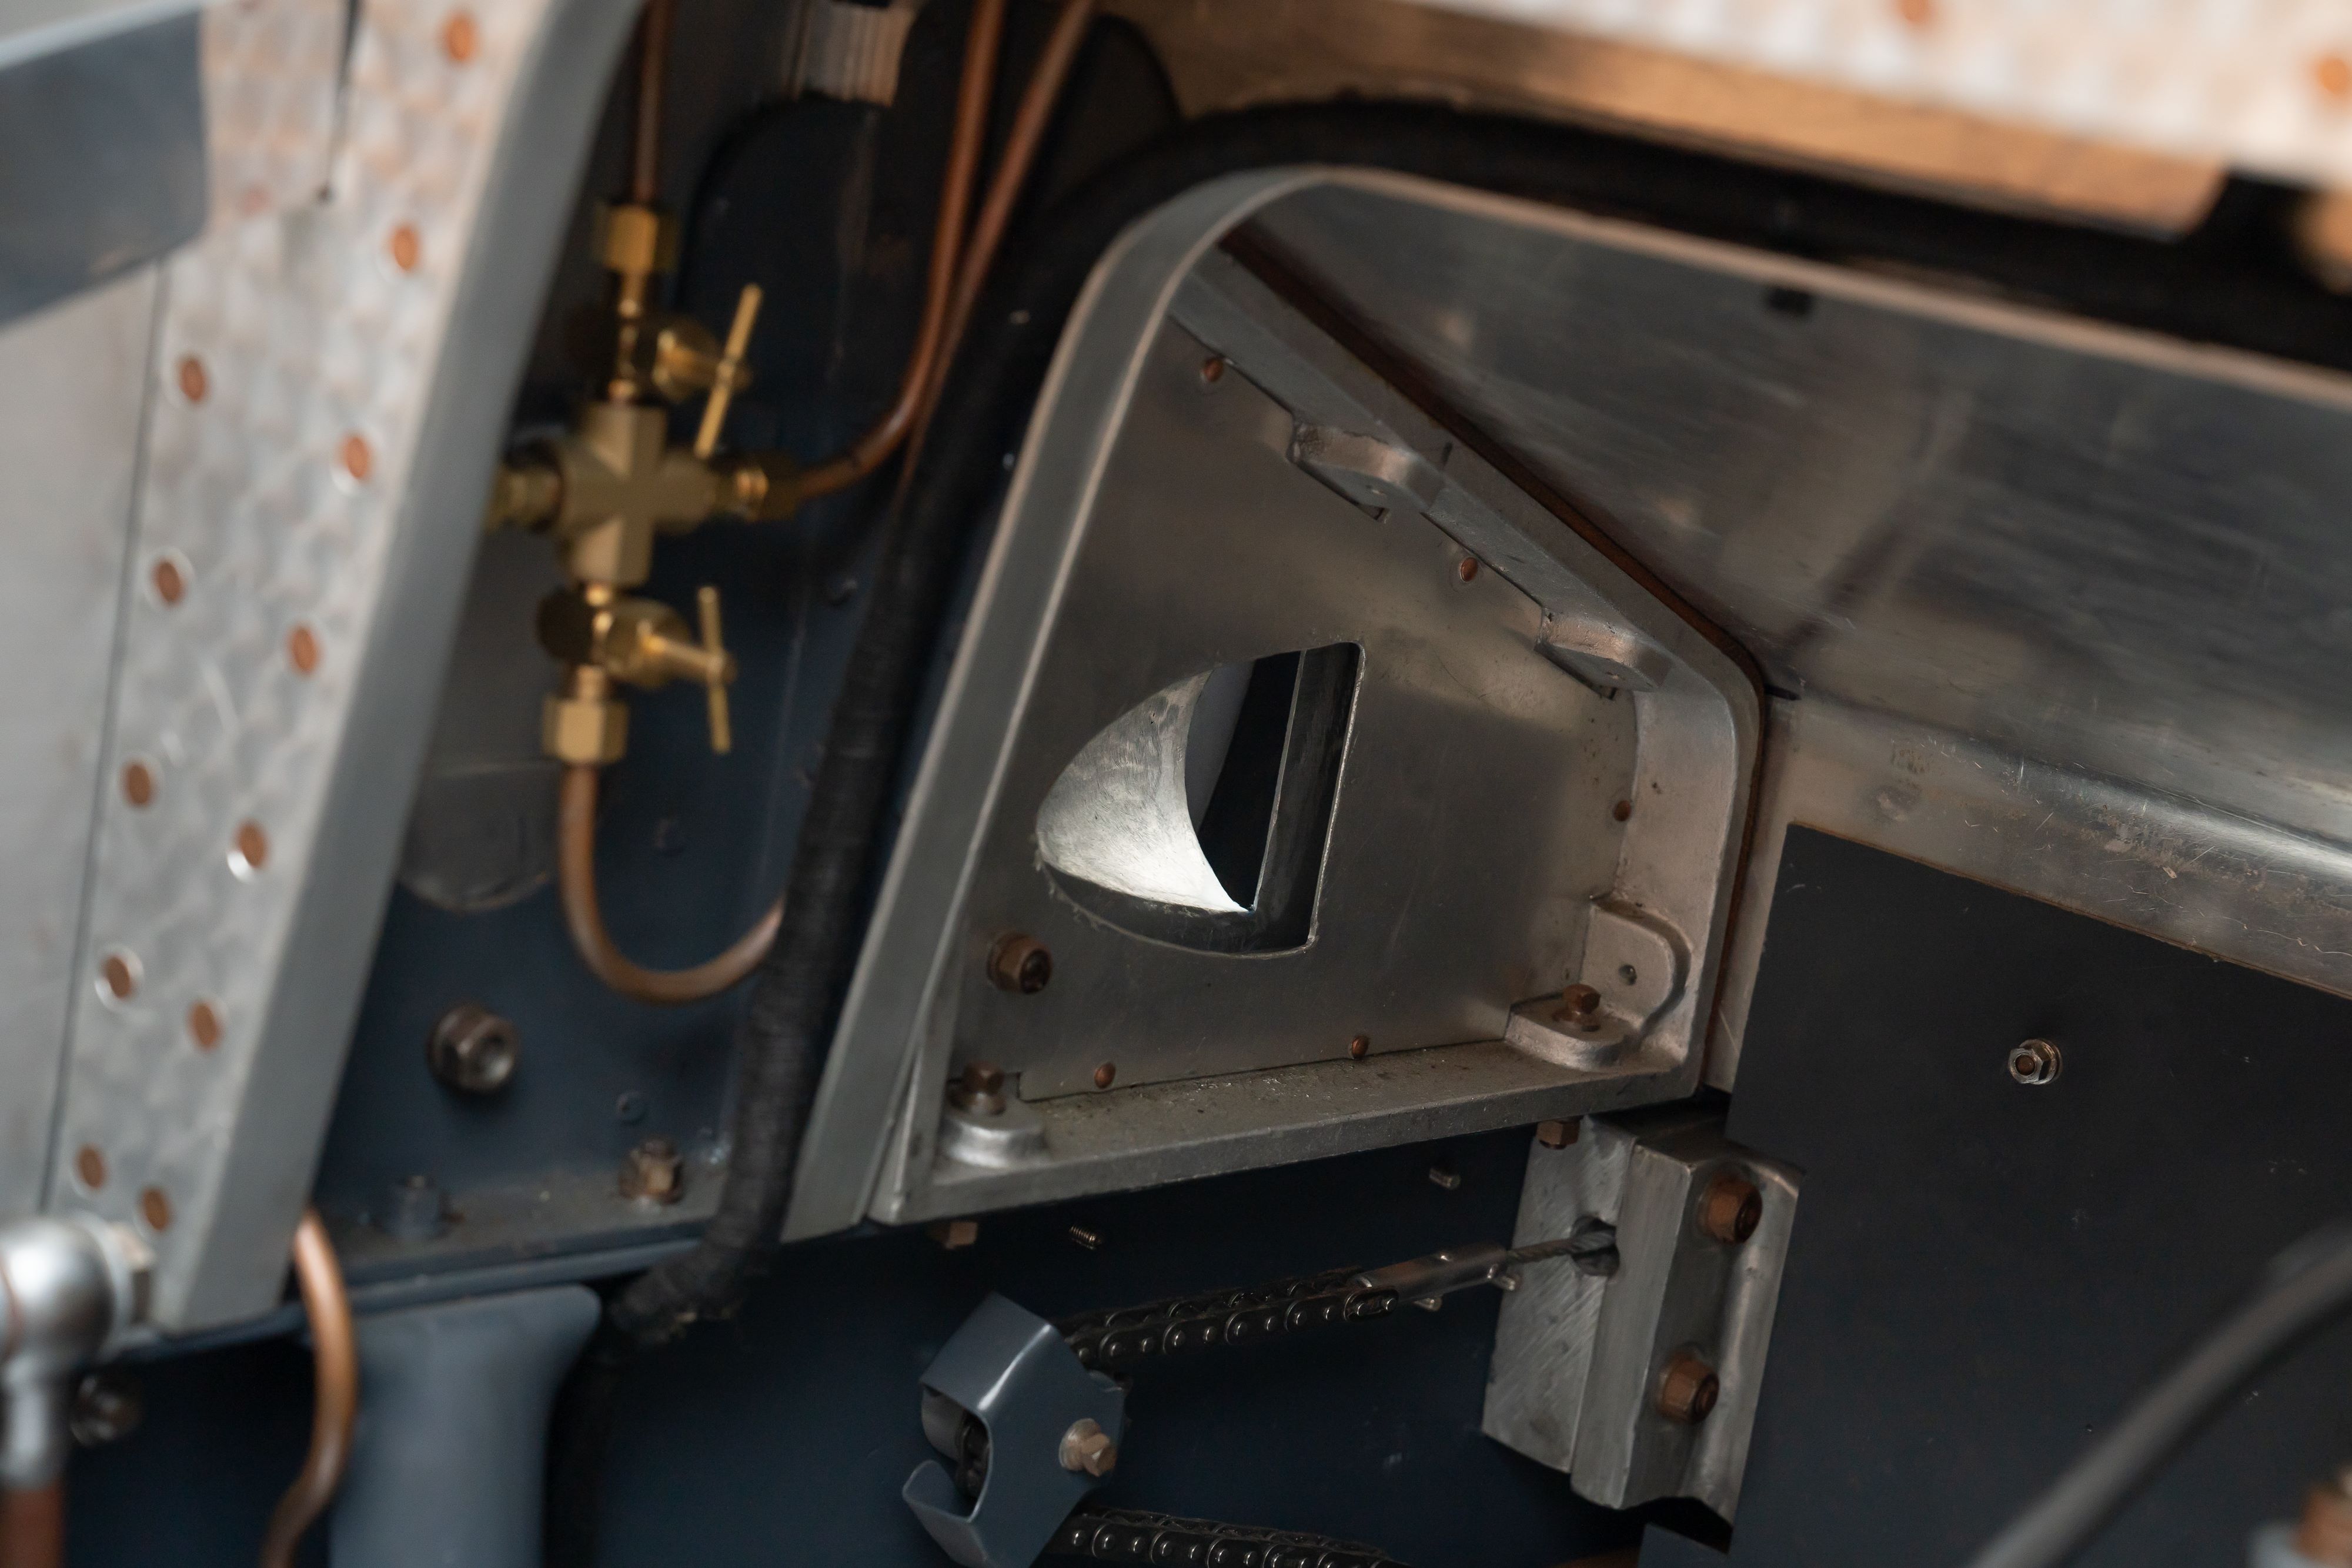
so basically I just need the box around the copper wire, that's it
[629,0,674,206]
[258,1209,357,1568]
[0,1482,62,1568]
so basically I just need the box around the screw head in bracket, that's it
[1696,1171,1763,1245]
[987,932,1053,994]
[1059,1418,1118,1477]
[71,1369,143,1447]
[2009,1038,2063,1086]
[426,1002,519,1095]
[619,1138,685,1205]
[1656,1350,1720,1425]
[1555,983,1605,1032]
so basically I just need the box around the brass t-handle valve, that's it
[537,584,739,762]
[695,285,763,459]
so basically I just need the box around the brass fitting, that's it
[595,203,679,277]
[538,584,736,759]
[543,665,629,766]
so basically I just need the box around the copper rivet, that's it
[389,223,422,273]
[1457,556,1479,583]
[176,355,208,403]
[239,184,269,218]
[441,9,477,61]
[1201,356,1225,384]
[288,624,320,676]
[139,1187,173,1232]
[1093,1062,1116,1090]
[340,433,373,482]
[188,1000,223,1051]
[75,1146,106,1191]
[152,557,185,606]
[1612,799,1632,823]
[233,820,270,874]
[1348,1034,1369,1060]
[101,952,136,1001]
[2320,54,2352,99]
[122,761,155,808]
[1895,0,1933,26]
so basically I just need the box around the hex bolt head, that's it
[1059,1418,1118,1477]
[2009,1038,2063,1086]
[1656,1351,1720,1425]
[953,1061,1007,1116]
[619,1138,685,1205]
[1535,1119,1577,1149]
[987,932,1053,994]
[1697,1172,1763,1245]
[426,1002,519,1095]
[1555,982,1604,1031]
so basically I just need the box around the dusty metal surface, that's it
[42,0,644,1329]
[1247,175,2352,1085]
[789,169,1754,1238]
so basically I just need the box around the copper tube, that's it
[0,1483,61,1568]
[258,1209,356,1568]
[792,0,1007,502]
[559,764,783,1004]
[917,0,1097,439]
[629,0,673,206]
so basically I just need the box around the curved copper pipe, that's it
[0,1482,61,1568]
[918,0,1097,437]
[259,1209,356,1568]
[559,764,783,1004]
[792,0,1007,502]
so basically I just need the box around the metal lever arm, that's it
[694,283,762,459]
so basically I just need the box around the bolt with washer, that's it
[2009,1038,2063,1086]
[620,1138,685,1204]
[1555,982,1604,1031]
[950,1061,1006,1116]
[425,1002,518,1095]
[1059,1418,1118,1477]
[987,932,1053,994]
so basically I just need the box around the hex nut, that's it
[987,932,1053,994]
[1656,1351,1720,1425]
[1696,1171,1763,1245]
[1555,982,1604,1030]
[426,1002,519,1095]
[1535,1119,1577,1149]
[1059,1418,1118,1477]
[619,1138,685,1205]
[951,1061,1006,1116]
[596,202,679,275]
[543,691,628,765]
[2009,1038,2063,1086]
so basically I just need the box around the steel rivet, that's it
[388,223,422,273]
[75,1146,106,1191]
[122,761,155,808]
[151,557,185,606]
[1456,556,1479,583]
[188,1000,223,1051]
[1348,1033,1369,1059]
[100,951,137,1002]
[287,624,320,676]
[139,1187,173,1232]
[2320,54,2352,100]
[340,433,373,483]
[1093,1062,1116,1090]
[440,9,477,61]
[232,820,270,876]
[176,355,208,403]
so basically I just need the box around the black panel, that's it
[1722,827,2352,1567]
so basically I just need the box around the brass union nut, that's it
[543,691,628,765]
[596,203,679,276]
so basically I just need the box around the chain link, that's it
[1055,1266,1398,1374]
[1046,1506,1408,1568]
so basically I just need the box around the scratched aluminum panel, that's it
[1414,0,2352,192]
[199,0,346,228]
[44,0,643,1330]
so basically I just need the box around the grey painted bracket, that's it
[904,1293,1127,1568]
